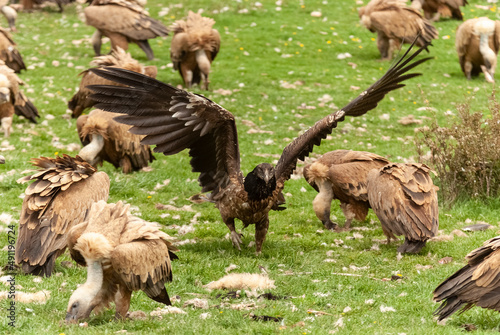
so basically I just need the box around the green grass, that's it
[1,0,500,333]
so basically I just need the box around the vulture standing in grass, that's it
[84,0,168,60]
[15,155,110,276]
[359,0,438,60]
[434,236,500,320]
[367,163,439,253]
[456,17,500,83]
[65,201,178,322]
[411,0,467,21]
[170,11,220,90]
[88,42,431,254]
[303,150,390,231]
[0,26,25,72]
[0,62,38,137]
[77,109,155,173]
[68,47,157,118]
[0,2,17,32]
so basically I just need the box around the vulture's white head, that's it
[0,73,11,105]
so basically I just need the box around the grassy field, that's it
[2,0,500,333]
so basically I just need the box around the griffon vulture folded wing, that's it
[77,109,155,173]
[170,11,220,90]
[434,236,500,320]
[412,0,468,21]
[15,155,110,276]
[0,27,24,72]
[65,201,178,322]
[303,150,390,231]
[86,41,431,254]
[367,163,439,253]
[68,47,157,118]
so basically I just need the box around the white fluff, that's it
[204,273,276,290]
[474,17,496,35]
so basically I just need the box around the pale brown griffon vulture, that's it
[359,0,438,60]
[0,62,39,137]
[15,155,110,276]
[456,17,500,83]
[0,2,17,32]
[77,109,155,173]
[68,47,158,118]
[303,150,390,231]
[84,0,168,60]
[0,26,25,72]
[170,11,220,90]
[411,0,467,21]
[367,163,439,253]
[65,200,178,322]
[87,42,431,254]
[434,236,500,320]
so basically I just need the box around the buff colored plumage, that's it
[0,26,24,72]
[412,0,468,21]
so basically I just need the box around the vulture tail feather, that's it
[397,237,427,254]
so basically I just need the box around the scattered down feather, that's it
[204,273,276,291]
[434,236,500,320]
[77,109,155,173]
[0,26,24,72]
[0,289,50,303]
[15,155,110,276]
[367,163,439,253]
[303,150,390,231]
[87,40,431,254]
[65,201,178,322]
[68,47,157,118]
[359,0,438,60]
[411,0,468,21]
[170,11,220,90]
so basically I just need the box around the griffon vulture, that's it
[359,0,438,60]
[456,17,500,83]
[434,236,500,320]
[0,3,17,32]
[77,109,155,173]
[84,0,168,60]
[65,200,178,322]
[303,150,390,231]
[411,0,467,21]
[0,62,39,137]
[21,0,75,13]
[15,155,110,276]
[170,11,220,90]
[0,26,25,72]
[86,42,431,254]
[367,163,439,253]
[68,47,157,118]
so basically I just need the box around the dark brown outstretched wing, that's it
[88,69,242,195]
[274,41,432,187]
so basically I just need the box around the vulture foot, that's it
[323,220,338,231]
[230,230,243,250]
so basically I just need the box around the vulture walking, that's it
[367,163,439,253]
[65,201,178,322]
[411,0,468,21]
[0,62,39,137]
[0,27,25,72]
[434,236,500,320]
[170,11,220,90]
[87,42,431,254]
[68,47,157,118]
[303,150,390,231]
[456,17,500,83]
[359,0,438,60]
[15,155,110,276]
[84,0,168,60]
[77,109,155,173]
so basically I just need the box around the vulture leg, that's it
[430,12,441,22]
[255,217,269,255]
[195,49,211,90]
[312,180,337,230]
[224,217,242,250]
[464,61,473,80]
[181,65,193,88]
[91,30,103,57]
[120,156,133,174]
[135,40,155,60]
[376,32,391,60]
[114,286,132,320]
[1,116,12,137]
[106,32,129,54]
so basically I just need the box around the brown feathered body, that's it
[21,0,76,12]
[65,201,177,322]
[359,0,438,60]
[68,48,157,118]
[367,163,439,253]
[77,109,155,173]
[87,43,431,253]
[15,155,110,276]
[0,27,24,72]
[434,236,500,320]
[456,17,500,83]
[412,0,467,21]
[84,0,168,60]
[303,150,390,230]
[170,11,220,90]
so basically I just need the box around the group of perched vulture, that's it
[1,0,500,328]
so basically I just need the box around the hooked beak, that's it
[65,312,77,324]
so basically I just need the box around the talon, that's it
[323,220,338,231]
[230,231,243,250]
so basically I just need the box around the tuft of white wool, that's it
[474,17,496,36]
[204,273,276,291]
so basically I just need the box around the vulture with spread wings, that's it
[88,43,431,254]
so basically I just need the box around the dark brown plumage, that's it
[15,155,110,276]
[434,236,500,321]
[412,0,468,21]
[87,42,431,254]
[303,150,390,231]
[77,109,155,173]
[0,26,24,72]
[367,163,439,253]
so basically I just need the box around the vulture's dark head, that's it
[244,163,277,201]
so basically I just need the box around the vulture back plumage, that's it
[0,27,24,72]
[15,155,110,276]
